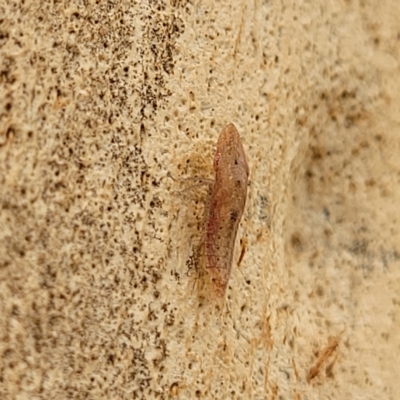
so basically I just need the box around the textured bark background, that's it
[1,1,399,399]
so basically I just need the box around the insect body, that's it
[205,124,249,296]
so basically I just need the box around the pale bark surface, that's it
[1,1,399,399]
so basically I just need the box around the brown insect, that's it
[204,123,249,296]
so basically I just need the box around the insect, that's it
[204,123,249,296]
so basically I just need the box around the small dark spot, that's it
[11,304,19,316]
[349,239,368,255]
[230,210,239,221]
[290,233,302,250]
[365,178,375,187]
